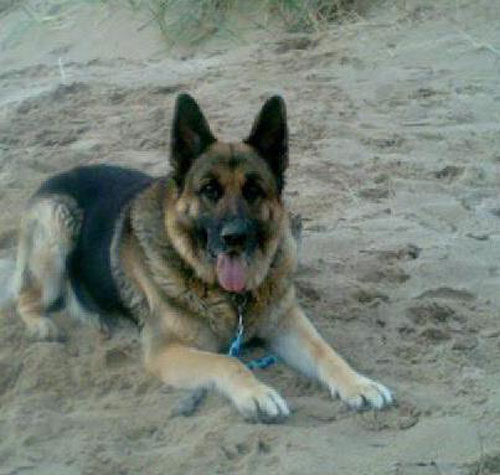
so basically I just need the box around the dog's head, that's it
[165,93,289,293]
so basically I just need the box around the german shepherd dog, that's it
[13,94,392,421]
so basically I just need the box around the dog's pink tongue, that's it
[216,254,247,293]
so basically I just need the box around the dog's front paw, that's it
[328,372,393,410]
[230,380,290,422]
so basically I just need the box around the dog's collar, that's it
[229,292,249,310]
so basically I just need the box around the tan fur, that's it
[13,197,82,340]
[13,103,392,420]
[114,142,392,419]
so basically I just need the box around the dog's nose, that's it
[221,220,248,248]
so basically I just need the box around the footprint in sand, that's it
[403,291,477,347]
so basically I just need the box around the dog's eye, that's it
[199,181,222,202]
[243,182,265,203]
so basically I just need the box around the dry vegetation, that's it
[134,0,360,43]
[1,0,361,45]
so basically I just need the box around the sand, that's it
[0,1,500,473]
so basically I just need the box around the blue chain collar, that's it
[228,297,278,370]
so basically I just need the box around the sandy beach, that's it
[1,1,499,473]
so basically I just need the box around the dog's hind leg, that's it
[14,196,82,340]
[65,283,110,338]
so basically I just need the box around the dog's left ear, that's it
[171,94,216,183]
[245,95,288,192]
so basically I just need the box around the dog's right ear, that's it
[170,94,216,183]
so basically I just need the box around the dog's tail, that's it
[0,255,17,312]
[1,223,29,312]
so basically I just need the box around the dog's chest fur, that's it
[112,179,289,350]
